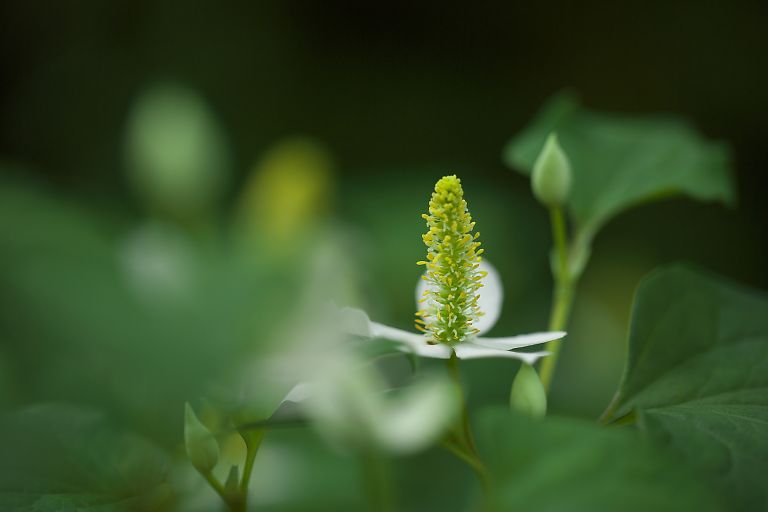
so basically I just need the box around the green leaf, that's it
[504,93,735,236]
[478,408,724,512]
[0,404,173,511]
[603,265,768,509]
[0,180,299,446]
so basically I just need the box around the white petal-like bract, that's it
[473,331,566,350]
[376,376,458,453]
[453,344,549,365]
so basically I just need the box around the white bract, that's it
[343,259,565,365]
[238,302,459,455]
[297,353,458,454]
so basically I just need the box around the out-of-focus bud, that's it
[124,83,231,217]
[184,403,220,473]
[509,363,547,418]
[237,137,333,251]
[531,133,572,207]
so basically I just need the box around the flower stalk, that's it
[528,134,581,394]
[415,176,491,488]
[443,351,490,490]
[538,206,576,392]
[360,447,394,512]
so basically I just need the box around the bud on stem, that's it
[184,403,220,474]
[532,133,572,207]
[509,363,547,418]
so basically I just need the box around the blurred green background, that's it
[0,2,766,510]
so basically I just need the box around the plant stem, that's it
[360,447,394,512]
[202,471,230,508]
[445,351,490,490]
[234,429,264,512]
[443,435,491,490]
[227,495,246,512]
[538,207,577,393]
[240,430,264,493]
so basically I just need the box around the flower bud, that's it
[124,83,231,217]
[184,403,219,473]
[509,363,547,418]
[531,133,572,207]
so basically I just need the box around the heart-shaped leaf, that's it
[478,408,723,512]
[602,265,768,509]
[0,404,173,511]
[504,94,735,238]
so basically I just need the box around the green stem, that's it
[538,207,577,393]
[226,429,264,512]
[443,435,491,490]
[360,447,394,512]
[202,471,231,509]
[550,207,570,281]
[227,495,246,512]
[445,351,490,490]
[240,430,264,494]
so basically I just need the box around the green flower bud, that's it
[184,403,220,473]
[124,83,231,216]
[531,133,572,207]
[509,363,547,418]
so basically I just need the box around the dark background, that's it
[2,1,766,222]
[1,0,767,417]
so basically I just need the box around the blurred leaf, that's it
[478,408,723,512]
[249,429,365,511]
[0,181,298,445]
[602,265,768,509]
[504,94,735,237]
[0,404,172,511]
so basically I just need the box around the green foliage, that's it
[0,181,299,445]
[477,408,724,512]
[249,429,367,512]
[603,265,768,509]
[1,89,763,512]
[0,404,172,511]
[504,93,735,238]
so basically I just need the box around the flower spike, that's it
[417,175,486,345]
[340,176,566,363]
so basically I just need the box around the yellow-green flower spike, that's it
[416,175,486,345]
